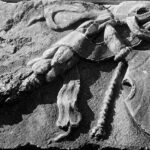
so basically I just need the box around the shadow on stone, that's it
[0,78,62,126]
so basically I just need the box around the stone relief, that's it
[0,0,150,149]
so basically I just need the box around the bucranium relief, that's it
[1,0,150,144]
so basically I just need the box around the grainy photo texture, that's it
[0,0,150,150]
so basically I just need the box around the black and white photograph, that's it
[0,0,149,149]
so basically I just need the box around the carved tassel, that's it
[114,47,132,61]
[90,61,125,139]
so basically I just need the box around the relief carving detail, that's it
[0,1,150,148]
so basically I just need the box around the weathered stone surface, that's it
[0,1,150,150]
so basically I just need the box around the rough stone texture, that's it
[0,0,120,4]
[0,1,150,150]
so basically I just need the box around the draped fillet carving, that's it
[1,1,150,143]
